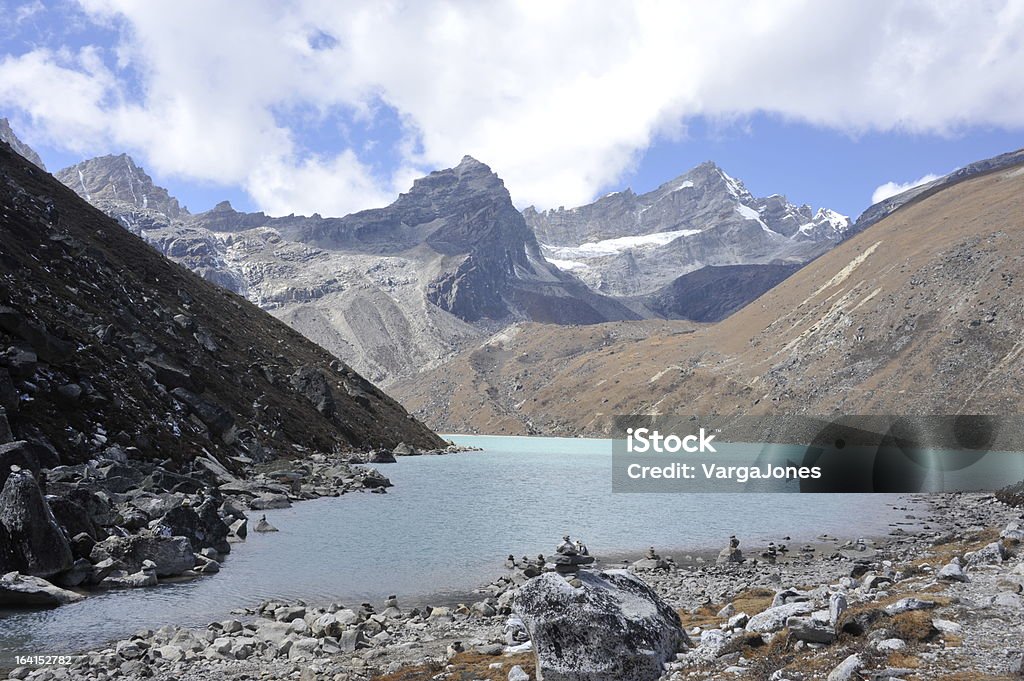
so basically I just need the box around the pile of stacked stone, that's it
[716,535,744,564]
[550,535,595,576]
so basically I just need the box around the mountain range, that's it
[25,126,850,386]
[4,117,1020,435]
[524,162,848,305]
[394,151,1024,434]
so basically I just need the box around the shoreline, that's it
[0,491,917,645]
[8,491,1022,680]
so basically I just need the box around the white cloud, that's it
[871,173,943,204]
[2,0,1024,215]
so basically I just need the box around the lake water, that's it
[0,435,910,660]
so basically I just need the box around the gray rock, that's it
[827,653,863,681]
[746,601,816,633]
[0,469,73,577]
[229,517,248,539]
[937,558,969,582]
[152,499,231,554]
[829,593,848,625]
[368,449,397,464]
[52,558,93,588]
[931,618,963,635]
[255,517,279,532]
[966,540,1006,566]
[291,367,336,417]
[876,638,907,652]
[90,533,195,577]
[0,571,84,607]
[0,440,59,489]
[514,570,688,681]
[508,665,530,681]
[250,494,291,510]
[787,616,836,643]
[884,598,936,616]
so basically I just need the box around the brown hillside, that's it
[394,161,1024,435]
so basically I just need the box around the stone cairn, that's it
[550,534,596,576]
[716,535,744,564]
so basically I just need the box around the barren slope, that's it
[0,140,444,471]
[395,160,1024,435]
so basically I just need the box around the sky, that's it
[0,0,1022,220]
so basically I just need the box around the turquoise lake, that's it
[0,435,912,660]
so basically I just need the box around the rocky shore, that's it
[0,438,466,609]
[7,491,1023,681]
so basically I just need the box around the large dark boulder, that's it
[170,388,234,438]
[0,522,19,573]
[0,469,74,577]
[90,532,195,577]
[48,496,99,540]
[152,499,230,554]
[0,440,60,489]
[0,368,18,412]
[65,488,116,528]
[514,570,688,681]
[290,366,336,418]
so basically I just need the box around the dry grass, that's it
[943,633,964,647]
[888,610,939,642]
[887,651,923,668]
[678,587,777,631]
[733,587,776,617]
[909,528,1001,569]
[372,652,535,681]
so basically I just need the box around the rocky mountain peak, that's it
[0,118,45,170]
[55,154,186,221]
[399,155,509,213]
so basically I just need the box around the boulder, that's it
[745,601,816,633]
[393,442,416,456]
[787,616,836,643]
[0,368,18,411]
[514,570,688,681]
[0,440,59,489]
[1001,522,1024,542]
[827,653,863,681]
[966,541,1007,566]
[255,517,278,532]
[229,517,248,539]
[66,489,116,528]
[48,496,99,541]
[128,493,183,520]
[368,449,397,464]
[0,469,73,577]
[938,557,969,582]
[884,598,936,616]
[0,571,84,608]
[290,366,336,417]
[90,533,195,577]
[52,558,93,588]
[152,500,230,554]
[250,493,291,510]
[170,388,234,438]
[0,410,11,444]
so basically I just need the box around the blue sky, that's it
[2,1,1023,220]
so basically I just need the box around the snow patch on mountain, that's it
[542,228,703,261]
